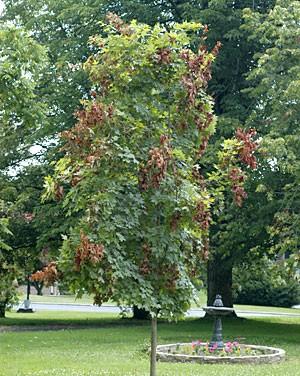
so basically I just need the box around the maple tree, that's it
[44,17,218,317]
[39,15,259,374]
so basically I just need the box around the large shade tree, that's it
[0,202,17,318]
[0,25,47,315]
[0,25,47,171]
[0,165,72,297]
[244,0,300,267]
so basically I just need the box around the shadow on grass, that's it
[0,312,149,331]
[159,317,300,347]
[1,313,299,348]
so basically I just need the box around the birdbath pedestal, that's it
[203,294,234,349]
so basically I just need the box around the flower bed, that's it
[156,341,285,364]
[172,341,262,357]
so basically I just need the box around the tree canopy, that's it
[0,25,47,315]
[43,17,221,317]
[244,0,300,268]
[0,26,47,170]
[0,209,17,317]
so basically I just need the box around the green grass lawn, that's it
[1,311,300,376]
[233,304,300,315]
[19,294,94,305]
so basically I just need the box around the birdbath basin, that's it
[202,294,233,349]
[203,306,235,316]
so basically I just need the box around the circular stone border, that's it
[157,343,285,364]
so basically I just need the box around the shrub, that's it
[233,257,300,307]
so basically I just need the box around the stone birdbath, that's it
[156,293,285,365]
[202,294,234,349]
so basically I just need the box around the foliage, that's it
[2,0,121,155]
[41,17,227,318]
[0,25,47,312]
[244,0,300,267]
[0,201,18,317]
[0,25,48,296]
[0,170,41,275]
[1,0,279,310]
[233,257,300,308]
[0,25,47,170]
[1,0,276,155]
[31,261,59,287]
[3,0,294,312]
[0,166,68,289]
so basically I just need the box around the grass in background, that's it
[21,291,300,315]
[234,304,300,314]
[0,311,299,376]
[19,294,94,305]
[0,311,121,327]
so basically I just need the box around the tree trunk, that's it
[26,276,31,300]
[207,255,237,317]
[32,281,44,296]
[0,302,6,318]
[150,315,157,376]
[133,305,150,320]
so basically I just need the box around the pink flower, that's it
[209,344,218,352]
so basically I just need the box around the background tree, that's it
[218,0,300,310]
[243,0,300,270]
[3,0,112,154]
[0,201,18,318]
[0,25,47,171]
[233,254,300,308]
[0,25,47,314]
[0,166,71,296]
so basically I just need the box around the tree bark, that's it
[32,281,44,296]
[207,255,237,317]
[150,315,157,376]
[0,302,6,318]
[26,276,31,300]
[133,305,150,320]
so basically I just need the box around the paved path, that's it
[19,302,300,318]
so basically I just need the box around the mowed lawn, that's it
[0,311,300,376]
